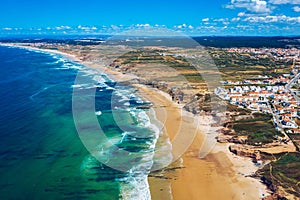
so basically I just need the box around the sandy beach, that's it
[3,43,269,199]
[136,85,268,200]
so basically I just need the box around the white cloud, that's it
[111,25,119,30]
[136,24,150,27]
[2,27,12,31]
[226,0,272,14]
[174,24,193,29]
[76,25,100,32]
[244,14,300,23]
[55,26,71,30]
[238,12,246,16]
[213,18,230,25]
[252,0,270,12]
[269,0,300,4]
[174,24,184,29]
[202,18,210,22]
[231,17,241,21]
[213,18,228,22]
[200,25,215,30]
[236,24,250,29]
[293,6,300,12]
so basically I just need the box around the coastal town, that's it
[216,47,300,144]
[216,66,300,130]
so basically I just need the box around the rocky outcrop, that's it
[261,176,288,200]
[217,134,233,143]
[217,135,247,144]
[229,144,261,161]
[217,128,248,144]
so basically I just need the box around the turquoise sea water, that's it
[0,46,169,199]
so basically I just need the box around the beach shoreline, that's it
[1,43,269,199]
[135,85,269,200]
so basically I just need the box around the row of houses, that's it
[221,74,298,86]
[217,70,300,132]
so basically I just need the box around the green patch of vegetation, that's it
[258,152,300,198]
[227,112,281,145]
[208,49,292,81]
[237,112,273,122]
[248,131,274,144]
[225,103,251,115]
[183,74,203,82]
[168,63,196,70]
[276,154,300,164]
[118,50,201,73]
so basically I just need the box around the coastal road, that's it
[267,101,283,131]
[285,73,300,104]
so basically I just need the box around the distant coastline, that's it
[0,35,300,48]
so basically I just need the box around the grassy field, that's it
[226,112,282,145]
[114,48,293,85]
[208,49,293,81]
[258,152,300,198]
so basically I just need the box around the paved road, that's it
[267,101,283,130]
[285,73,300,104]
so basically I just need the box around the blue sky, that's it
[0,0,300,36]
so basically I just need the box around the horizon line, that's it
[0,34,300,38]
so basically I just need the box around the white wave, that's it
[71,83,99,90]
[138,112,151,128]
[151,136,173,169]
[81,69,99,76]
[129,94,136,98]
[30,85,57,100]
[105,86,115,91]
[136,100,144,104]
[92,75,106,83]
[120,131,135,143]
[119,175,151,200]
[95,111,102,116]
[85,85,99,89]
[119,96,130,102]
[129,110,151,128]
[71,84,89,88]
[61,64,82,70]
